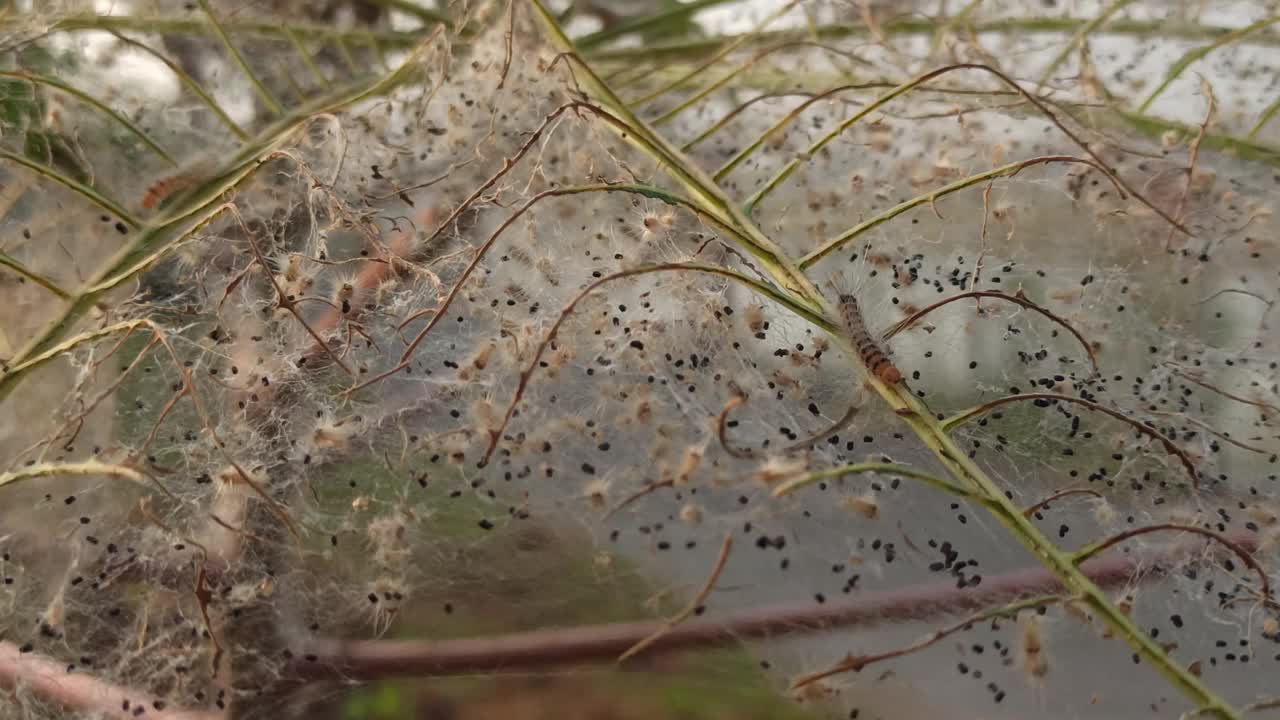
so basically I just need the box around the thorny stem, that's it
[531,4,1244,715]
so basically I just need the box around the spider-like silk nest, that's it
[1,2,1279,719]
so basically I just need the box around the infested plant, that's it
[1,1,1279,719]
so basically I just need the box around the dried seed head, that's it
[679,503,703,525]
[845,493,879,520]
[755,455,807,486]
[1020,612,1049,680]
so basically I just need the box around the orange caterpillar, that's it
[838,293,902,384]
[140,170,203,210]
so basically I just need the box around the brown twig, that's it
[943,392,1201,487]
[241,224,353,376]
[479,262,782,467]
[618,532,733,662]
[716,395,759,459]
[604,478,675,521]
[1073,523,1272,605]
[1022,487,1105,518]
[716,394,860,460]
[882,289,1100,378]
[294,530,1259,682]
[1166,77,1215,250]
[1148,410,1274,455]
[789,594,1063,690]
[1165,364,1280,418]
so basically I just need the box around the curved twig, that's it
[790,594,1063,690]
[771,461,983,504]
[881,289,1100,378]
[619,533,733,662]
[479,262,830,467]
[198,0,283,115]
[716,82,878,179]
[603,479,676,521]
[798,155,1124,269]
[651,40,872,127]
[102,30,249,141]
[0,249,72,300]
[0,70,176,165]
[1148,411,1274,455]
[943,392,1201,487]
[344,182,808,397]
[682,90,819,151]
[626,1,799,109]
[716,395,758,460]
[744,63,1191,239]
[716,395,860,460]
[0,460,152,492]
[0,148,139,228]
[1164,364,1280,417]
[1073,524,1272,605]
[1023,487,1104,518]
[1139,15,1280,113]
[1035,0,1135,89]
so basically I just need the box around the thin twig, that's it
[618,532,733,662]
[1023,487,1104,518]
[943,392,1201,487]
[790,594,1063,690]
[882,289,1100,378]
[1165,364,1280,417]
[1072,523,1272,605]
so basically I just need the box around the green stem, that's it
[0,66,421,404]
[1138,15,1280,113]
[576,0,740,50]
[41,14,419,47]
[626,1,796,109]
[584,16,1280,64]
[531,5,1242,715]
[0,70,177,165]
[100,32,250,141]
[0,148,138,227]
[1249,96,1280,139]
[1110,108,1280,166]
[0,250,72,300]
[1036,0,1136,89]
[799,155,1112,269]
[771,462,985,504]
[199,0,284,116]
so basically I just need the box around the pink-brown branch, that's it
[294,530,1259,682]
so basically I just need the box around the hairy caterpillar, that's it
[140,157,220,210]
[141,171,204,210]
[838,293,902,384]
